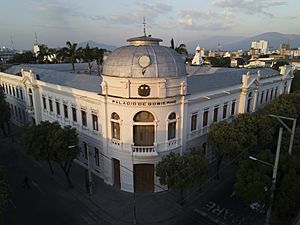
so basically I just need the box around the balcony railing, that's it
[132,145,157,156]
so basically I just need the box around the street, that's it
[0,136,110,225]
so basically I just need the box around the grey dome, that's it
[102,36,187,78]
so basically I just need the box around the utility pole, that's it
[265,127,283,225]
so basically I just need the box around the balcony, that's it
[132,145,158,156]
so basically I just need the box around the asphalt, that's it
[0,132,251,225]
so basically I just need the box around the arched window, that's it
[246,92,252,113]
[168,112,176,140]
[133,111,154,122]
[28,88,33,107]
[111,112,120,140]
[133,111,155,146]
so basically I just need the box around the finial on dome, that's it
[143,17,147,36]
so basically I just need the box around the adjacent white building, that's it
[251,40,268,55]
[0,35,293,193]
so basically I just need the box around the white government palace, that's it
[0,35,293,192]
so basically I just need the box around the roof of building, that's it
[186,66,280,94]
[102,36,187,78]
[5,63,102,93]
[3,64,281,96]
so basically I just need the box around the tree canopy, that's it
[0,169,9,221]
[20,121,79,187]
[0,87,10,137]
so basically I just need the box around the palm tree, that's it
[93,48,105,76]
[175,44,188,56]
[37,45,56,64]
[57,41,81,73]
[80,44,95,75]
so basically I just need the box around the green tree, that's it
[0,87,10,137]
[156,150,208,202]
[170,38,175,49]
[207,56,231,67]
[20,122,79,187]
[57,41,81,73]
[36,45,56,64]
[20,121,60,174]
[235,150,273,203]
[175,43,188,56]
[8,51,36,64]
[80,44,95,75]
[0,169,9,221]
[93,47,105,76]
[51,125,79,188]
[291,70,300,92]
[208,121,244,178]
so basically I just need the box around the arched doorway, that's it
[133,111,155,192]
[133,111,155,147]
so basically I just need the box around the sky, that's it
[0,0,300,50]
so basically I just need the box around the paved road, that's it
[0,136,108,225]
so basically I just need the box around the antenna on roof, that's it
[10,35,14,50]
[143,17,147,36]
[35,32,38,44]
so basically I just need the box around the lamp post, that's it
[269,114,297,155]
[249,127,283,225]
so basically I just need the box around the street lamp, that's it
[249,127,283,225]
[269,114,297,155]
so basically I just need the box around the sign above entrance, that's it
[111,99,177,107]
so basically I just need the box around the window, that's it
[42,97,47,109]
[111,112,120,140]
[83,142,88,160]
[223,103,227,119]
[94,148,100,167]
[12,87,15,97]
[92,114,98,131]
[202,142,207,156]
[260,91,264,104]
[265,90,269,102]
[213,106,219,122]
[72,107,77,122]
[56,101,60,115]
[63,104,68,118]
[20,88,23,99]
[168,112,176,140]
[28,89,33,107]
[49,99,53,112]
[270,88,274,100]
[16,88,19,98]
[247,92,252,113]
[3,85,7,93]
[284,81,287,93]
[9,86,12,95]
[231,100,236,116]
[275,87,278,98]
[203,110,209,127]
[81,110,87,126]
[191,113,197,131]
[18,108,21,120]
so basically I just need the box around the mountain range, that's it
[187,32,300,52]
[77,40,116,51]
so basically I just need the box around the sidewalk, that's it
[7,135,238,225]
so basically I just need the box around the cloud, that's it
[289,12,300,19]
[212,0,287,17]
[177,9,236,31]
[109,2,172,25]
